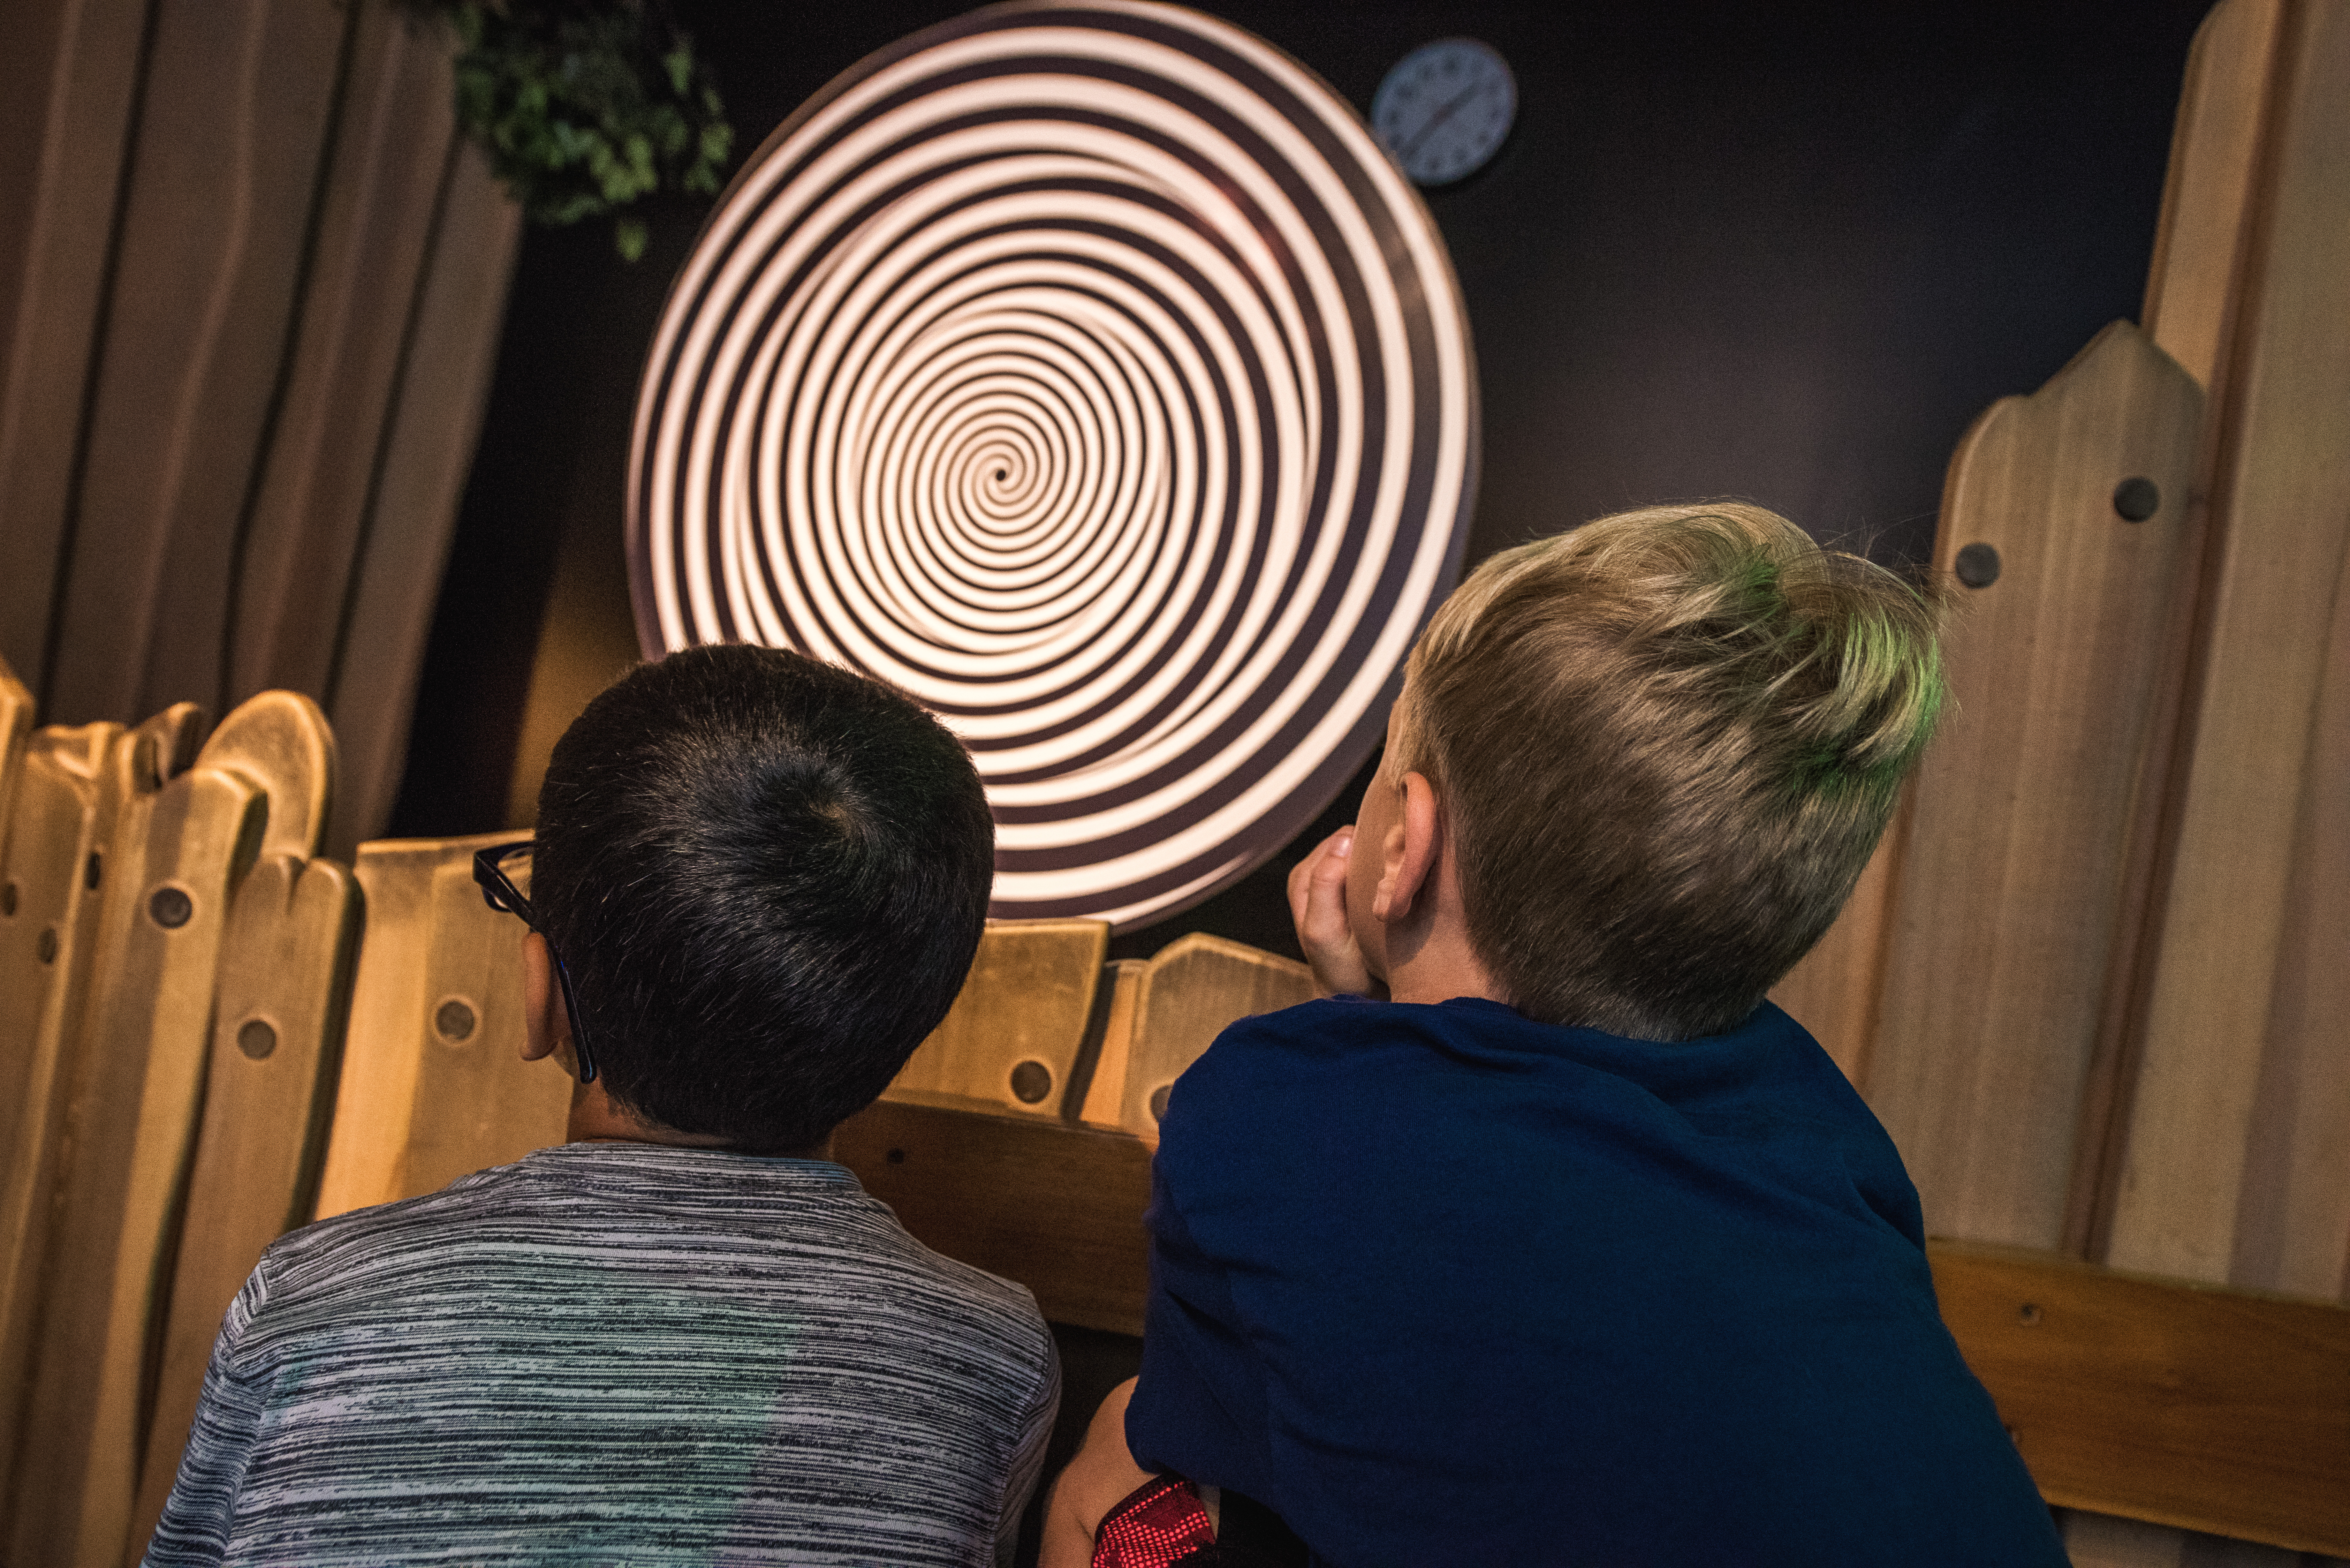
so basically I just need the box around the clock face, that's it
[1371,38,1517,187]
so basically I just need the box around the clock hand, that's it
[1399,82,1484,159]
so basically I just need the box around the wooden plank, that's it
[229,0,458,705]
[0,660,31,840]
[1121,934,1313,1143]
[9,729,266,1564]
[2108,0,2350,1290]
[837,933,1314,1322]
[832,1098,2350,1556]
[42,0,351,727]
[884,920,1108,1120]
[1767,802,1904,1085]
[128,853,356,1558]
[2064,11,2319,1561]
[880,929,1310,1138]
[1077,960,1147,1130]
[191,690,333,862]
[398,850,569,1199]
[324,138,520,855]
[0,720,125,1523]
[0,0,150,686]
[2,691,334,1563]
[314,834,570,1217]
[2141,0,2289,390]
[1864,321,2203,1250]
[833,1099,1153,1338]
[2223,558,2350,1302]
[310,837,436,1217]
[1933,1240,2350,1558]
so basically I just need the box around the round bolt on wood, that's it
[1009,1059,1053,1105]
[1955,542,2002,589]
[434,998,478,1043]
[236,1018,278,1060]
[1,881,16,916]
[2112,476,2160,522]
[1149,1084,1173,1123]
[37,926,57,963]
[2019,1302,2043,1325]
[886,1147,906,1165]
[149,886,193,928]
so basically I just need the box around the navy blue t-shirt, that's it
[1124,996,2066,1567]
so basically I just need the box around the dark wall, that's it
[392,0,2210,956]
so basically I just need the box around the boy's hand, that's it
[1287,828,1383,998]
[1040,1379,1154,1568]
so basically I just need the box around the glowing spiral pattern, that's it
[628,0,1477,930]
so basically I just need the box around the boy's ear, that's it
[520,932,570,1067]
[1372,772,1444,925]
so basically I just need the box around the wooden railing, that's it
[4,674,2346,1564]
[834,1097,2350,1559]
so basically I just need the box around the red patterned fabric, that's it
[1090,1474,1217,1568]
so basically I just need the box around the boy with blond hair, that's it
[1045,504,2065,1566]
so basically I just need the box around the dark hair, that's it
[532,645,994,1151]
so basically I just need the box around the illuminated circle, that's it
[629,0,1478,930]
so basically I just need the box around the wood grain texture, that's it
[2060,1512,2199,1568]
[845,930,1317,1327]
[324,138,521,855]
[1077,960,1147,1129]
[1765,799,1904,1085]
[194,690,333,862]
[42,0,351,727]
[2109,0,2350,1291]
[1120,934,1314,1144]
[884,920,1108,1119]
[1864,321,2203,1250]
[0,661,30,834]
[835,1094,2350,1554]
[128,853,356,1560]
[2225,562,2350,1302]
[313,834,571,1219]
[833,1099,1153,1337]
[0,720,126,1525]
[311,838,441,1218]
[2142,0,2289,390]
[0,0,519,855]
[2057,11,2346,1562]
[0,0,150,687]
[6,692,328,1565]
[1934,1240,2350,1558]
[229,2,459,708]
[8,730,268,1565]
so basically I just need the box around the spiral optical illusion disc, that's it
[629,1,1478,931]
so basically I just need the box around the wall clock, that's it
[1371,37,1517,187]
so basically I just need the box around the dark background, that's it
[390,0,2212,961]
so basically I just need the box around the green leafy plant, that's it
[406,1,735,261]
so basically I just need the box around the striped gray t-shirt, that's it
[145,1142,1059,1566]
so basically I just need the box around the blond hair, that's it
[1390,501,1945,1039]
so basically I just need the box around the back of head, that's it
[532,645,995,1151]
[1391,502,1945,1040]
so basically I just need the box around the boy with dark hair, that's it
[149,645,1058,1567]
[1045,504,2066,1566]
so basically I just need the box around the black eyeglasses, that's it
[473,841,598,1084]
